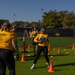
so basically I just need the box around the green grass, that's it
[6,37,75,75]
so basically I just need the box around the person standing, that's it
[30,27,38,56]
[30,28,50,69]
[0,21,19,75]
[11,23,19,58]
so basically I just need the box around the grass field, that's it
[6,37,75,75]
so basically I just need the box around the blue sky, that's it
[0,0,75,23]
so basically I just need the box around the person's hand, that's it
[38,41,41,43]
[16,54,19,60]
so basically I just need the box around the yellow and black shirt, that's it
[0,30,16,50]
[34,33,49,46]
[30,30,38,37]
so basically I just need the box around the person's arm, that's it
[30,31,35,38]
[46,34,49,42]
[12,39,19,59]
[30,34,35,38]
[34,34,41,43]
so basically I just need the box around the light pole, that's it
[13,14,15,22]
[41,8,44,22]
[41,8,43,14]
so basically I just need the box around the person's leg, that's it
[35,45,38,51]
[33,45,36,56]
[43,46,50,67]
[0,49,8,75]
[31,46,42,69]
[0,58,6,75]
[34,44,38,56]
[5,50,15,75]
[34,46,42,64]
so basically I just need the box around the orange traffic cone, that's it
[28,44,30,49]
[48,44,51,51]
[48,60,55,72]
[27,44,30,52]
[72,44,75,50]
[58,47,61,54]
[20,53,26,62]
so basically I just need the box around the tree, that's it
[42,10,75,28]
[42,10,59,28]
[62,11,75,28]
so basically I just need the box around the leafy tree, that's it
[62,11,75,28]
[42,10,75,28]
[42,10,59,28]
[1,10,75,29]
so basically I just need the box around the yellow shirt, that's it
[29,31,32,35]
[34,33,49,46]
[0,30,16,50]
[0,29,3,31]
[30,30,37,36]
[11,31,17,39]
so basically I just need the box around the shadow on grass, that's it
[54,62,75,67]
[49,53,70,57]
[24,53,70,61]
[25,56,45,61]
[35,66,47,69]
[25,56,34,61]
[15,53,70,62]
[34,66,61,72]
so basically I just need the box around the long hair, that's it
[1,21,11,31]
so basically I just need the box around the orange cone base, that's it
[58,51,61,54]
[48,65,55,73]
[58,48,61,54]
[48,60,55,73]
[20,54,26,62]
[20,60,25,62]
[48,70,55,72]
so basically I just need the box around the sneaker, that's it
[47,64,50,68]
[30,64,35,69]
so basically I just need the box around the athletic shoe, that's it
[47,64,50,68]
[30,64,35,69]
